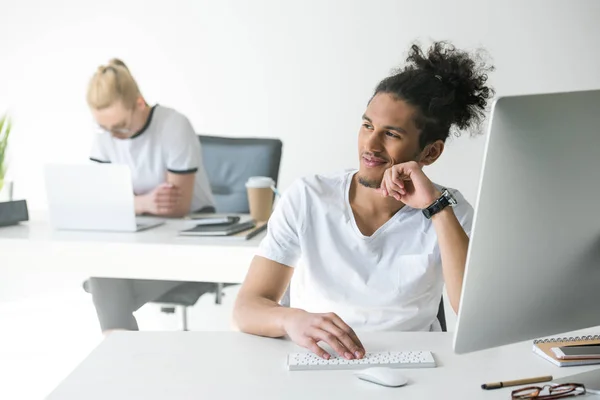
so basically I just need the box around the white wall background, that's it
[1,0,599,209]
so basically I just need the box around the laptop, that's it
[44,163,164,232]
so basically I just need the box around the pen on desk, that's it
[481,375,553,390]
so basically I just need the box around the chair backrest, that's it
[198,135,283,214]
[437,297,447,332]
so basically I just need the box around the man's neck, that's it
[349,173,404,219]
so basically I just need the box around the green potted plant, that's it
[0,113,12,201]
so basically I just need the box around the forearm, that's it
[431,207,469,314]
[167,181,192,217]
[133,185,191,218]
[233,295,297,338]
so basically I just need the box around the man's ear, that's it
[418,140,445,166]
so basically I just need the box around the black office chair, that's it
[154,135,283,330]
[437,297,447,332]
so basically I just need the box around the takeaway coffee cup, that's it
[245,176,275,222]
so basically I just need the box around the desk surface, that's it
[0,212,263,301]
[0,211,264,248]
[46,331,600,400]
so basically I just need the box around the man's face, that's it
[357,93,423,188]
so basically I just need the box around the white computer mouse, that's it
[354,367,409,387]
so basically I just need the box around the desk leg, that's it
[215,283,224,305]
[179,305,189,331]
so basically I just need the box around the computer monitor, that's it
[453,89,600,354]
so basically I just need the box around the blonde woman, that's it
[85,59,216,332]
[88,58,214,216]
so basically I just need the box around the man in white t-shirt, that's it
[233,41,495,359]
[84,58,215,332]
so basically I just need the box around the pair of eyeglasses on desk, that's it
[511,383,586,399]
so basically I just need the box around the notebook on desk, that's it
[179,217,255,236]
[224,221,267,241]
[532,334,600,367]
[184,215,240,226]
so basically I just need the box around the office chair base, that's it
[215,283,225,304]
[160,305,189,331]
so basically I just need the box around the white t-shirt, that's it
[257,170,473,332]
[90,105,215,212]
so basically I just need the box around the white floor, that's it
[0,279,241,400]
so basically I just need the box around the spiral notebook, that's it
[532,334,600,367]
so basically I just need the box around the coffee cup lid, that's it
[245,176,275,188]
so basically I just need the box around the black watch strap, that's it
[422,190,451,219]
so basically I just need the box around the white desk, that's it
[46,331,600,400]
[0,212,263,301]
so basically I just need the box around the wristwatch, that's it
[422,188,457,219]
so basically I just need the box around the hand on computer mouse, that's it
[282,309,365,360]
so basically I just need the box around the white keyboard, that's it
[287,351,436,371]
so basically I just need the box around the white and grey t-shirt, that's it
[90,105,215,212]
[257,170,473,332]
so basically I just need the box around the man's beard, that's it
[357,175,381,189]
